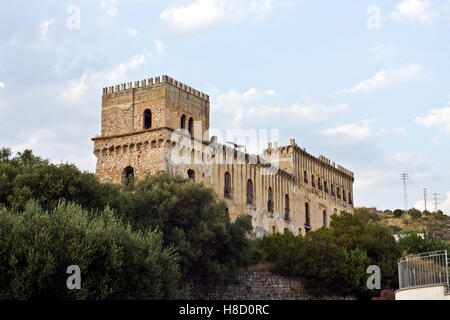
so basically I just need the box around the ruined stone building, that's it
[92,75,355,237]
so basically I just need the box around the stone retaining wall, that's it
[207,271,356,300]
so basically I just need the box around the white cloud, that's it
[439,192,450,215]
[379,127,407,135]
[355,169,388,189]
[160,0,272,32]
[321,119,375,141]
[38,19,54,41]
[390,0,439,26]
[213,88,348,128]
[62,41,164,104]
[321,119,406,142]
[11,126,97,171]
[0,82,4,89]
[414,192,450,215]
[153,40,165,56]
[341,64,423,94]
[388,152,415,164]
[415,103,450,134]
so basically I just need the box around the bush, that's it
[0,201,183,299]
[393,209,404,217]
[372,289,395,300]
[407,208,422,219]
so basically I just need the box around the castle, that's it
[92,75,355,237]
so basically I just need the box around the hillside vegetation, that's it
[359,207,450,241]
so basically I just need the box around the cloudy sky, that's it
[0,0,449,214]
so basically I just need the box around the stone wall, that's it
[207,271,356,300]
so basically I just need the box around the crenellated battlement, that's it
[264,138,354,179]
[102,75,210,102]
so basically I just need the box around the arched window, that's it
[304,170,308,183]
[343,190,347,202]
[348,192,353,205]
[311,174,315,188]
[181,114,186,129]
[224,172,231,198]
[188,117,194,135]
[318,177,322,190]
[187,169,195,182]
[337,187,341,199]
[323,210,327,228]
[122,166,134,188]
[284,194,290,221]
[305,202,311,232]
[331,184,335,197]
[267,187,274,213]
[143,109,152,129]
[324,181,328,193]
[247,179,253,205]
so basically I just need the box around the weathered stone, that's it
[92,76,355,236]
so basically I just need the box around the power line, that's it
[400,173,409,211]
[431,193,440,212]
[423,188,428,212]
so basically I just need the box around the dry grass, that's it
[243,262,273,273]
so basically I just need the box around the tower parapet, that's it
[102,75,210,102]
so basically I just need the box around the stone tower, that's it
[92,75,210,184]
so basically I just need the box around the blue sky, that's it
[0,0,449,213]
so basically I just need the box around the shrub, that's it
[0,201,183,300]
[372,289,395,300]
[393,209,404,217]
[407,208,422,219]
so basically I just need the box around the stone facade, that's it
[207,272,356,300]
[92,75,355,237]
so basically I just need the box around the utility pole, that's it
[431,193,440,212]
[400,173,409,211]
[423,188,428,212]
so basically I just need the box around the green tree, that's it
[124,172,253,293]
[0,201,183,300]
[256,210,401,298]
[393,209,404,217]
[260,230,370,297]
[0,149,128,215]
[407,208,422,219]
[397,231,449,255]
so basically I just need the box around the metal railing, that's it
[398,250,449,291]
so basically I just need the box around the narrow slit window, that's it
[143,109,152,129]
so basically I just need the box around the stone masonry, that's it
[207,272,357,300]
[92,75,355,237]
